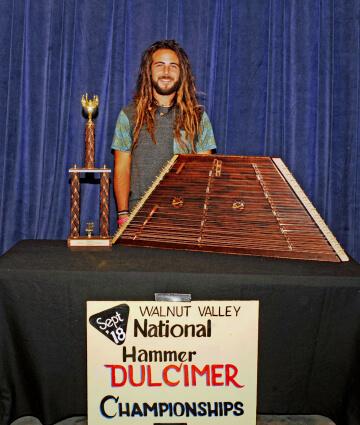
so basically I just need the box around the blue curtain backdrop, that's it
[0,0,359,262]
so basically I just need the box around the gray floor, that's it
[257,415,336,425]
[10,418,86,425]
[10,414,336,425]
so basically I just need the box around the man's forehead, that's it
[152,48,180,64]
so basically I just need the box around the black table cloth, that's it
[0,241,359,425]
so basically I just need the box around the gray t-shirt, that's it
[112,103,216,209]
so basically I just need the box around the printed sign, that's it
[87,301,259,425]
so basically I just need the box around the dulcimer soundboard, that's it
[112,155,348,262]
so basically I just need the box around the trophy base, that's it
[67,237,112,248]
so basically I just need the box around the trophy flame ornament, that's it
[67,94,112,248]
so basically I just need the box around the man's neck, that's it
[153,91,176,107]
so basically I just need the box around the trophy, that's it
[67,94,112,247]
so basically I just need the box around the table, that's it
[0,241,359,425]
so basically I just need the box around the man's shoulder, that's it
[122,102,136,125]
[199,109,212,126]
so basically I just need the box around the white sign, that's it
[87,300,259,425]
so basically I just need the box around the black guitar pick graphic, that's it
[89,304,129,345]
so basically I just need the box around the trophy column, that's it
[85,118,95,168]
[70,169,80,238]
[100,170,110,238]
[67,94,112,248]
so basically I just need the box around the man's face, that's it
[151,48,181,96]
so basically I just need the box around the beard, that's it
[151,76,180,96]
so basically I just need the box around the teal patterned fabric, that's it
[111,109,216,153]
[112,110,133,151]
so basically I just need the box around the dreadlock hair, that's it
[132,39,202,152]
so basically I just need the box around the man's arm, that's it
[113,150,131,212]
[111,109,133,224]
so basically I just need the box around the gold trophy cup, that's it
[81,94,99,169]
[81,94,99,119]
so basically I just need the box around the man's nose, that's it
[163,65,170,75]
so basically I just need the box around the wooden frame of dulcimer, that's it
[112,154,348,262]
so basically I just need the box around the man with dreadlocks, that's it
[112,40,216,227]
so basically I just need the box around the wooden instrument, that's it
[112,155,348,262]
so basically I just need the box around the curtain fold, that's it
[0,0,359,263]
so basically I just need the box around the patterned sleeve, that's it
[195,111,217,153]
[111,110,132,151]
